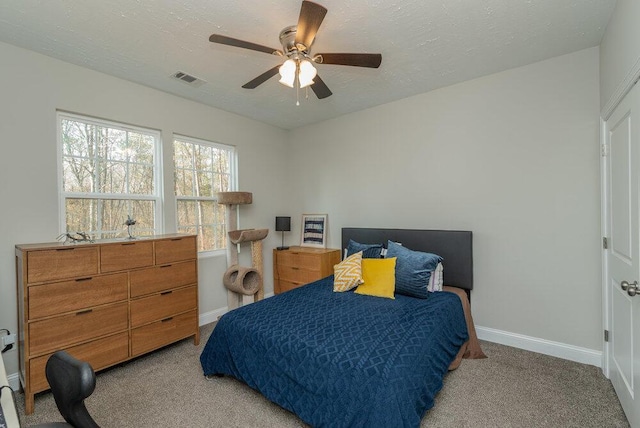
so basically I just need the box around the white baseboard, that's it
[476,326,602,367]
[198,292,275,326]
[199,307,227,326]
[7,372,20,391]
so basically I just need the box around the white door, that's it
[607,80,640,427]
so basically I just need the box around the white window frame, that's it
[173,134,237,255]
[57,111,164,238]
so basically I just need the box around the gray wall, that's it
[599,0,640,112]
[288,47,602,351]
[0,41,289,375]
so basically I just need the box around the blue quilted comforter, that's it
[200,276,468,427]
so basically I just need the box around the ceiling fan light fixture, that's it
[278,59,296,88]
[298,59,317,88]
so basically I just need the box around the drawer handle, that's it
[171,238,182,241]
[160,291,173,295]
[75,277,93,282]
[292,267,299,270]
[76,309,93,315]
[121,242,135,246]
[161,317,174,322]
[55,248,75,251]
[160,264,172,268]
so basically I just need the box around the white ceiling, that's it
[0,1,616,130]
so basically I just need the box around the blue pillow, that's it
[386,240,442,299]
[346,239,383,259]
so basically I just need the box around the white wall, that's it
[288,47,602,352]
[0,41,289,375]
[599,0,640,113]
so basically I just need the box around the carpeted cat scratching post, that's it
[217,192,268,310]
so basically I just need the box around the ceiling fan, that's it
[209,0,382,102]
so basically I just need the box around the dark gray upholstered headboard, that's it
[341,228,473,293]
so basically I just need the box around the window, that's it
[173,135,236,252]
[59,113,162,239]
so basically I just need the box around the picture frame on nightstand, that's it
[300,214,327,248]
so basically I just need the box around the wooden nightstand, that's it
[273,246,341,294]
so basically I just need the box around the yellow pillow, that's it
[333,251,364,292]
[355,257,396,299]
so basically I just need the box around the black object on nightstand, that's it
[275,216,291,250]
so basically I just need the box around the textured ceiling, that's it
[0,1,616,130]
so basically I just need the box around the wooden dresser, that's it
[273,246,341,294]
[15,234,199,414]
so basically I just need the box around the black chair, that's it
[33,351,100,428]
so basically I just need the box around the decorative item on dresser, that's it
[273,246,340,294]
[15,234,199,415]
[300,214,327,248]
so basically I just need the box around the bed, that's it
[200,228,482,427]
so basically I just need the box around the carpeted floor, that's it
[16,323,629,427]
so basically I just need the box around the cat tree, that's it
[217,191,268,310]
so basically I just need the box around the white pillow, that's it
[428,263,444,292]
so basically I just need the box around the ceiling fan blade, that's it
[295,1,328,50]
[242,66,281,89]
[209,34,279,55]
[316,53,382,68]
[310,74,332,99]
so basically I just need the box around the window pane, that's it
[100,161,127,193]
[63,157,94,193]
[196,171,213,197]
[174,141,193,169]
[105,129,128,161]
[175,168,194,197]
[66,198,98,233]
[129,164,154,195]
[130,200,155,236]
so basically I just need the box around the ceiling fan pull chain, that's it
[296,66,300,106]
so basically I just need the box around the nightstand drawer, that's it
[278,266,320,284]
[100,241,154,272]
[27,247,98,283]
[28,273,128,319]
[29,332,129,393]
[131,310,197,356]
[130,260,197,297]
[277,251,322,270]
[130,286,197,327]
[28,302,129,355]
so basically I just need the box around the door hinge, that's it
[601,144,609,157]
[603,237,608,249]
[604,330,609,342]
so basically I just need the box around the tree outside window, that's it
[59,113,161,239]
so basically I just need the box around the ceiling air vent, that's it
[171,71,206,87]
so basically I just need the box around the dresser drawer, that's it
[27,247,99,284]
[100,241,154,272]
[155,235,196,265]
[29,332,129,393]
[28,273,128,319]
[277,251,321,270]
[28,302,129,355]
[130,286,197,328]
[130,260,197,297]
[131,310,197,356]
